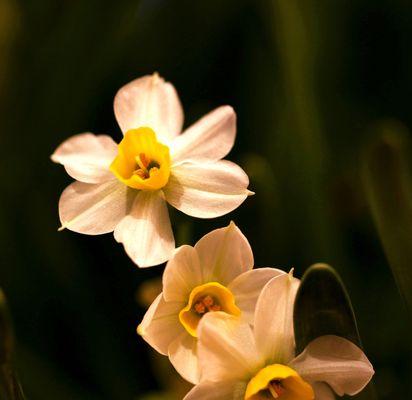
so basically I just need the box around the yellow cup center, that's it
[110,127,171,190]
[178,282,241,338]
[245,364,314,400]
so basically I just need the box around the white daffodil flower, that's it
[185,272,374,400]
[51,73,252,267]
[137,222,285,384]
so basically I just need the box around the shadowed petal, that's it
[138,293,184,355]
[168,332,200,384]
[289,335,374,397]
[184,380,246,400]
[228,268,285,323]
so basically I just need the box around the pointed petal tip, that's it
[247,189,255,196]
[57,225,66,232]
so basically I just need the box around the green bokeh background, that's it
[0,0,411,398]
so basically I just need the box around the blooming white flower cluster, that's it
[52,74,374,399]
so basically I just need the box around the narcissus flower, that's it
[184,272,374,400]
[52,73,252,267]
[137,222,285,383]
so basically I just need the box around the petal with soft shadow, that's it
[194,222,254,285]
[164,160,251,219]
[114,190,175,267]
[171,106,236,165]
[312,382,336,400]
[51,133,117,183]
[254,272,300,365]
[289,335,374,397]
[197,312,262,383]
[138,293,184,355]
[114,73,184,143]
[184,380,246,400]
[163,245,203,302]
[59,180,133,234]
[228,268,285,323]
[169,332,200,384]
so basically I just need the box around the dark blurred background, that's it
[1,0,412,398]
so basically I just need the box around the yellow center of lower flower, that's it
[245,364,314,400]
[178,282,241,338]
[110,127,171,190]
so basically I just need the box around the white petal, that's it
[168,332,200,384]
[171,106,236,165]
[289,335,374,397]
[312,382,336,400]
[194,222,254,285]
[197,312,262,383]
[162,245,203,302]
[254,272,300,364]
[58,180,132,234]
[114,190,175,267]
[164,160,251,218]
[113,73,184,143]
[137,293,184,355]
[228,268,286,323]
[51,133,117,183]
[184,380,246,400]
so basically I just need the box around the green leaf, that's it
[294,263,361,352]
[293,264,377,399]
[362,121,412,321]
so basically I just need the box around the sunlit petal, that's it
[194,222,254,285]
[171,106,236,165]
[254,272,300,364]
[58,179,133,234]
[114,190,175,267]
[114,73,184,143]
[197,312,262,382]
[51,133,117,183]
[164,160,251,218]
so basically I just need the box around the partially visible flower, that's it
[52,73,252,267]
[185,272,374,400]
[137,222,284,384]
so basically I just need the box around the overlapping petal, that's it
[197,312,262,383]
[194,222,254,285]
[114,74,184,143]
[114,190,175,267]
[184,380,246,400]
[312,382,336,400]
[51,133,118,183]
[138,294,184,355]
[254,272,300,365]
[58,179,133,234]
[168,332,200,384]
[289,335,374,396]
[164,160,251,219]
[228,267,285,323]
[162,245,203,302]
[171,106,236,165]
